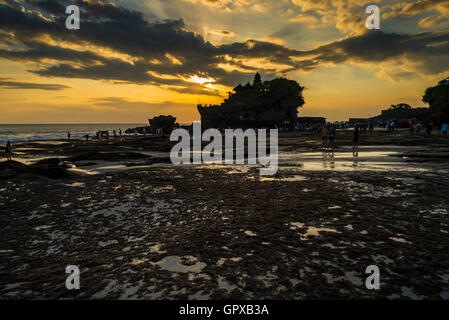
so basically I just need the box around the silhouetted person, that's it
[426,121,433,135]
[441,122,448,136]
[322,125,328,146]
[5,141,12,161]
[67,131,71,141]
[328,126,336,147]
[408,122,414,135]
[415,122,422,136]
[353,126,359,157]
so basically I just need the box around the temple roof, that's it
[439,77,449,85]
[243,82,252,90]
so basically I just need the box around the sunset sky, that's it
[1,0,449,124]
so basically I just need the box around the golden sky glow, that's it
[1,0,448,123]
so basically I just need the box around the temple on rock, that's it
[197,73,305,129]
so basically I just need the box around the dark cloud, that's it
[396,0,449,16]
[90,97,193,109]
[0,0,448,95]
[305,30,449,73]
[0,77,70,90]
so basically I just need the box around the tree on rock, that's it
[423,80,449,121]
[264,77,305,109]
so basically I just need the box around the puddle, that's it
[34,225,52,231]
[131,258,148,265]
[401,286,423,300]
[119,281,144,300]
[301,227,340,240]
[439,274,449,284]
[290,222,305,230]
[98,240,118,247]
[198,145,447,177]
[65,182,85,187]
[244,230,257,237]
[149,243,166,254]
[91,280,118,299]
[275,147,443,172]
[90,204,132,219]
[260,175,308,182]
[218,276,238,291]
[152,186,175,194]
[389,237,411,244]
[152,256,206,273]
[345,272,363,286]
[226,167,251,174]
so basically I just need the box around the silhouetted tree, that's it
[253,72,262,86]
[423,82,449,121]
[264,77,305,108]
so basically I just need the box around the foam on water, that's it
[0,123,145,144]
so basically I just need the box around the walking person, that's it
[415,122,422,136]
[408,121,414,135]
[322,125,329,146]
[328,126,336,146]
[390,121,395,131]
[442,122,448,136]
[5,140,12,161]
[353,125,359,157]
[426,121,433,135]
[67,131,71,141]
[328,126,336,157]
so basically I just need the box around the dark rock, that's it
[148,115,177,134]
[0,159,70,180]
[0,160,28,179]
[69,152,149,162]
[198,73,304,129]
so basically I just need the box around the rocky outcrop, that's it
[0,159,70,180]
[148,115,177,133]
[197,73,305,129]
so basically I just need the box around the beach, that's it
[1,130,449,299]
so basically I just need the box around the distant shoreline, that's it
[0,123,195,126]
[0,123,148,126]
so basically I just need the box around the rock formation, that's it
[198,73,305,129]
[148,115,177,133]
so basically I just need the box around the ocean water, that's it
[0,124,146,144]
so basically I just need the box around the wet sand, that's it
[1,130,449,299]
